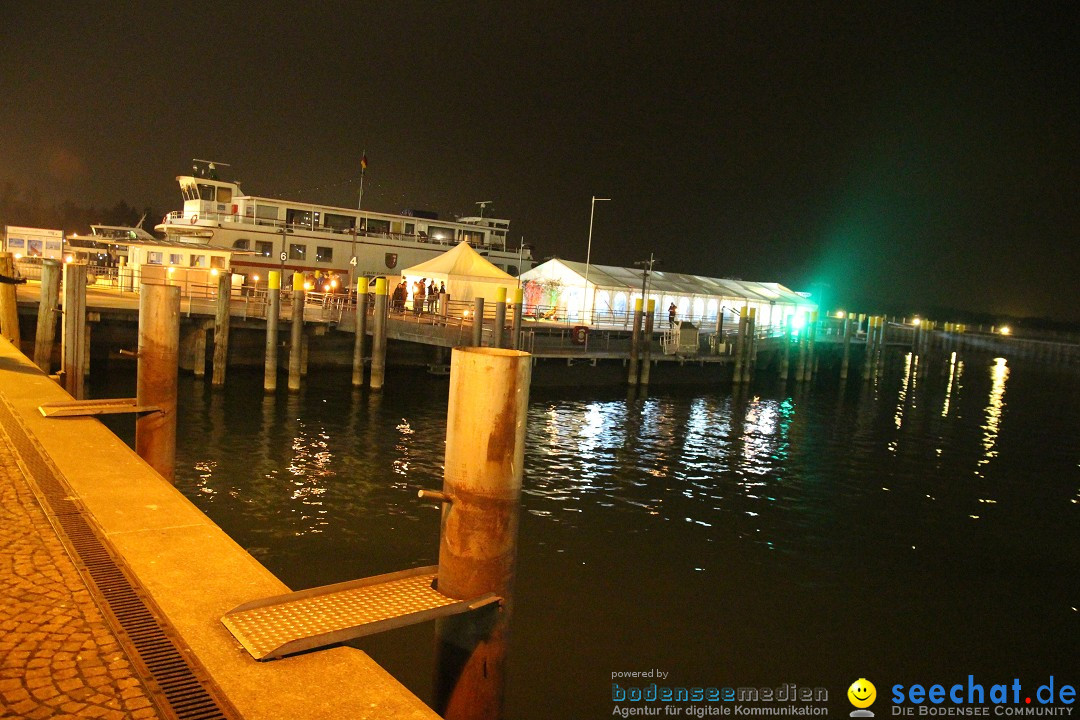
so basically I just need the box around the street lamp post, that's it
[582,196,610,324]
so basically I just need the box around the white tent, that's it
[518,258,816,329]
[400,241,518,303]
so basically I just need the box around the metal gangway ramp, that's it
[221,566,499,661]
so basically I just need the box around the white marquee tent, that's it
[400,241,518,303]
[518,258,817,329]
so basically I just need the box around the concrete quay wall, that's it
[0,337,440,720]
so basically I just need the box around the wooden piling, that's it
[370,278,388,391]
[0,252,20,347]
[628,298,643,386]
[34,259,61,372]
[471,297,485,347]
[135,284,180,482]
[741,308,756,383]
[192,324,206,379]
[492,287,507,349]
[510,288,523,351]
[840,316,852,380]
[352,280,368,387]
[212,272,231,386]
[289,273,304,392]
[779,314,791,381]
[875,315,887,375]
[61,263,87,399]
[640,299,654,386]
[807,311,818,379]
[434,347,531,720]
[83,324,92,377]
[862,316,875,381]
[796,313,809,382]
[264,271,281,392]
[733,311,747,383]
[300,333,309,377]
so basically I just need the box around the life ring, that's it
[571,325,589,345]
[190,214,199,224]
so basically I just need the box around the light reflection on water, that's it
[92,354,1079,718]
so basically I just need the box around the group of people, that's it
[391,277,446,314]
[302,270,342,293]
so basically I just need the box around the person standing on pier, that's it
[668,302,677,327]
[427,279,437,312]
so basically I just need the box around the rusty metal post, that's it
[264,271,281,392]
[352,280,368,387]
[34,259,61,371]
[510,288,523,351]
[289,273,305,392]
[628,297,643,386]
[136,283,180,482]
[641,299,654,386]
[0,252,20,346]
[212,272,231,386]
[492,287,507,349]
[61,263,86,399]
[471,297,485,347]
[435,346,532,720]
[370,278,388,391]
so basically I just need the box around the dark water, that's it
[95,352,1079,716]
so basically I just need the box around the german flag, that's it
[361,154,368,171]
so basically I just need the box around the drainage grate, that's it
[0,394,240,720]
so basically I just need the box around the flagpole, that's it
[358,149,367,210]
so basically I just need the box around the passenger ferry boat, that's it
[155,160,533,282]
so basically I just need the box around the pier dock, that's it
[0,336,441,719]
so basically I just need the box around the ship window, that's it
[461,230,485,245]
[189,255,207,267]
[6,238,24,249]
[197,184,216,201]
[287,209,313,228]
[316,247,333,263]
[255,241,273,257]
[366,219,390,235]
[211,256,226,269]
[405,223,415,235]
[428,226,455,242]
[289,243,306,260]
[147,252,163,265]
[216,187,232,203]
[232,239,250,250]
[324,213,355,232]
[255,204,279,221]
[169,254,183,265]
[506,265,519,277]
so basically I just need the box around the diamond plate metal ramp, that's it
[222,565,500,660]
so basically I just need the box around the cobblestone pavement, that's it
[0,436,166,719]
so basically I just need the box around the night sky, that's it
[2,3,1077,320]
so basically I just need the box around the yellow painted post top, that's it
[375,277,387,295]
[496,286,507,303]
[810,311,818,322]
[647,299,655,312]
[634,298,643,312]
[513,287,523,305]
[357,278,365,295]
[292,273,305,291]
[859,313,866,322]
[748,308,757,319]
[268,271,281,290]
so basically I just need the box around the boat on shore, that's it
[155,160,533,283]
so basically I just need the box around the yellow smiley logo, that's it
[848,678,876,708]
